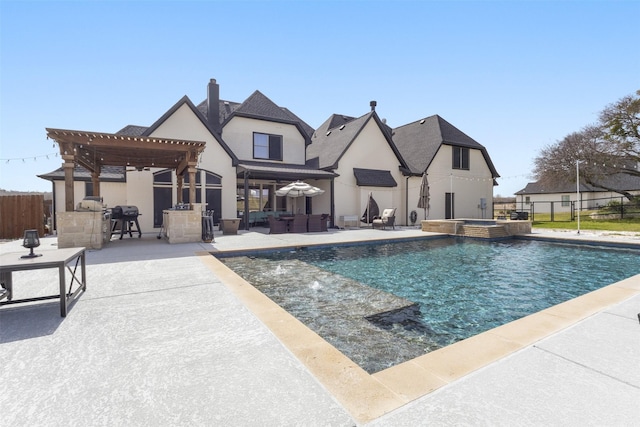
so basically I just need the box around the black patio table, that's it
[0,247,86,317]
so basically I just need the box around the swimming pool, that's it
[219,238,640,373]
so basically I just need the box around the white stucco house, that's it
[39,78,500,233]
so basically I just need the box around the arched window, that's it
[152,169,223,227]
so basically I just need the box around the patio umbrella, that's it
[275,181,324,213]
[361,192,379,224]
[275,181,325,197]
[417,172,430,218]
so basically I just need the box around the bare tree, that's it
[599,89,640,165]
[533,90,640,199]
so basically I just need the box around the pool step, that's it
[458,224,510,239]
[221,256,436,373]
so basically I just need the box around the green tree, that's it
[533,90,640,199]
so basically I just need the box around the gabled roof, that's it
[196,90,315,143]
[392,115,499,178]
[143,96,238,164]
[306,111,409,172]
[516,173,640,195]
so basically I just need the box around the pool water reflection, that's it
[219,238,640,373]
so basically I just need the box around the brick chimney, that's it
[207,79,221,134]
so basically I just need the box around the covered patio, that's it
[235,160,337,230]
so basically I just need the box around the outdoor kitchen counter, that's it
[162,207,204,244]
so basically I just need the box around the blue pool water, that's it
[220,238,640,373]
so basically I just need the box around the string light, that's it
[0,152,59,163]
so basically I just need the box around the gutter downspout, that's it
[243,170,250,230]
[405,175,409,226]
[330,177,335,228]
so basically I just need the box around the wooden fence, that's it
[0,195,49,239]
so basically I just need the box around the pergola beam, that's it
[46,128,206,211]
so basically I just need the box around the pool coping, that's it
[197,234,640,424]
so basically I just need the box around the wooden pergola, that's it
[46,128,207,211]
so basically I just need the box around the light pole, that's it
[576,160,580,235]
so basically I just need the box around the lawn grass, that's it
[531,213,640,233]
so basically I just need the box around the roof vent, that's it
[339,124,345,130]
[370,100,377,111]
[326,131,332,136]
[420,119,425,124]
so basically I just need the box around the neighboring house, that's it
[515,174,640,214]
[39,79,499,232]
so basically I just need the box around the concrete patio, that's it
[1,227,639,426]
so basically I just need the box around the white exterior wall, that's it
[332,120,406,225]
[52,181,126,217]
[146,103,237,222]
[421,145,494,219]
[124,170,155,231]
[223,116,306,164]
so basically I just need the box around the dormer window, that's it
[253,132,282,161]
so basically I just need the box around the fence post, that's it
[550,201,554,222]
[570,201,575,221]
[530,203,535,222]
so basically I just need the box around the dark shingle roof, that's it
[197,90,314,141]
[307,113,373,169]
[38,165,126,182]
[116,125,148,136]
[392,115,499,178]
[353,168,398,187]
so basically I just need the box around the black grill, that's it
[111,205,142,239]
[111,205,139,219]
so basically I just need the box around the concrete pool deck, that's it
[1,227,639,425]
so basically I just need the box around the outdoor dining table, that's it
[0,247,87,317]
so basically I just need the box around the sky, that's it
[1,0,638,197]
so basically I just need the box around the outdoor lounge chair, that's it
[290,214,308,233]
[372,208,396,230]
[268,215,288,234]
[307,214,323,232]
[320,214,330,231]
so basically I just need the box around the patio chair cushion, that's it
[372,208,396,229]
[380,208,395,219]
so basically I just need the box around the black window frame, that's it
[253,132,283,161]
[452,146,470,170]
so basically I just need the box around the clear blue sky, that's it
[1,0,638,196]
